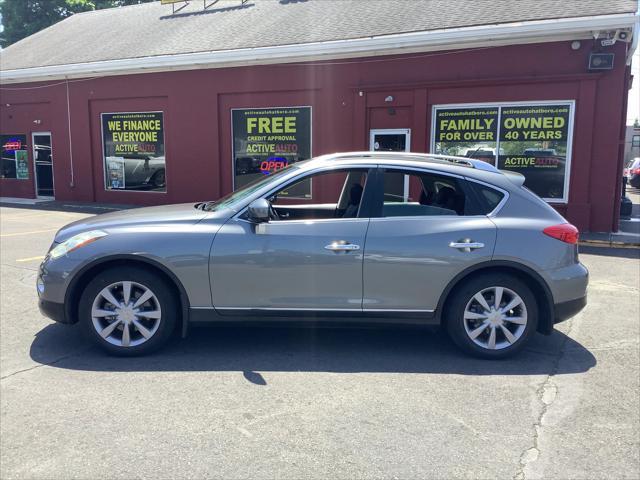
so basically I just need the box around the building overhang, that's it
[1,12,637,85]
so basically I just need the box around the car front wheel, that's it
[78,267,178,356]
[445,274,538,359]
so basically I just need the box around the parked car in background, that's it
[625,157,640,188]
[37,152,588,359]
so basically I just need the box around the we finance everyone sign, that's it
[232,107,312,197]
[101,111,166,191]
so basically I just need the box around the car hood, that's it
[54,203,231,243]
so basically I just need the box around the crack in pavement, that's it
[513,318,575,480]
[0,262,39,272]
[0,348,88,381]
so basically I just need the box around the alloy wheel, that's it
[463,286,528,350]
[91,281,162,347]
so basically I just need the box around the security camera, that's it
[601,29,633,46]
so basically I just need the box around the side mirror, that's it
[247,198,271,223]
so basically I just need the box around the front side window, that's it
[101,112,166,192]
[267,168,369,221]
[380,169,467,217]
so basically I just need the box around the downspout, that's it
[65,77,75,188]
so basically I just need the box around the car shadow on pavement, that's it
[29,322,596,377]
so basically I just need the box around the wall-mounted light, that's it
[571,41,581,50]
[385,95,394,102]
[588,53,615,71]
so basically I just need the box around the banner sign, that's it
[432,103,573,201]
[15,150,29,180]
[232,107,312,197]
[101,112,166,191]
[434,107,498,143]
[499,105,570,142]
[1,134,27,180]
[498,104,571,200]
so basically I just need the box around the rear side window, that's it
[467,182,505,215]
[380,169,469,216]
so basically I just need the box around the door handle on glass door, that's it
[324,242,360,252]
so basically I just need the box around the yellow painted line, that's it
[0,228,58,238]
[15,255,45,263]
[1,212,80,220]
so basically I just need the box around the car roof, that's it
[297,151,513,186]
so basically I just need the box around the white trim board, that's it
[1,13,636,84]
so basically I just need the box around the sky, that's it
[628,50,640,125]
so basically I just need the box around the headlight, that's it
[49,230,108,259]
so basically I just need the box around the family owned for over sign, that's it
[438,113,566,141]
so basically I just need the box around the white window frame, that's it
[430,100,576,204]
[32,131,55,199]
[370,128,412,201]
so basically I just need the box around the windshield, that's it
[202,164,299,211]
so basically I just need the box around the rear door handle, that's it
[449,241,485,250]
[325,242,360,252]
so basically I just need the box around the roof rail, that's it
[320,151,500,173]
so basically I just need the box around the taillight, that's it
[543,223,579,244]
[632,168,640,175]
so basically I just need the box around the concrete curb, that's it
[579,239,640,249]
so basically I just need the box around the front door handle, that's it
[325,242,360,252]
[449,241,485,251]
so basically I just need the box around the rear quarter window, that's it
[467,182,505,215]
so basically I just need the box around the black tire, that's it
[445,273,538,359]
[78,266,178,356]
[151,169,166,189]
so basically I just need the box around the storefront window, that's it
[101,112,166,192]
[232,107,312,198]
[433,107,499,164]
[432,102,574,202]
[1,135,28,180]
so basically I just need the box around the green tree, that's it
[0,0,154,48]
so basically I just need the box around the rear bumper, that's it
[39,298,71,324]
[554,295,587,324]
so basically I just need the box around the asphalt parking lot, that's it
[1,205,639,480]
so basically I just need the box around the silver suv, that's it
[37,152,588,358]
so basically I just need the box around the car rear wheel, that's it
[445,273,538,359]
[79,267,178,356]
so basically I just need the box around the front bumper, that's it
[554,295,587,324]
[38,298,71,324]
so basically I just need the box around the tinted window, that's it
[269,169,369,221]
[467,182,505,215]
[380,170,467,217]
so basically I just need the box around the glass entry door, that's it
[32,132,54,198]
[370,128,411,201]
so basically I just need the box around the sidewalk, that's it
[0,198,136,214]
[582,186,640,247]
